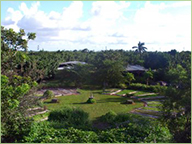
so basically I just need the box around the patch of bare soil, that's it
[36,88,79,97]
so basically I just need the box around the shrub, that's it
[43,90,54,99]
[119,83,127,89]
[128,83,167,93]
[23,114,173,143]
[99,111,117,124]
[22,122,99,143]
[48,106,90,129]
[98,122,172,143]
[86,98,96,104]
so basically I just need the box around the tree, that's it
[125,72,135,85]
[1,75,38,142]
[160,87,191,142]
[144,68,153,85]
[1,26,39,142]
[62,64,94,87]
[1,26,36,51]
[132,41,147,57]
[166,64,188,87]
[160,63,191,142]
[95,60,125,90]
[1,26,36,76]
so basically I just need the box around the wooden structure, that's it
[51,98,59,103]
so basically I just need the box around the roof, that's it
[58,61,87,70]
[126,65,147,71]
[59,61,86,65]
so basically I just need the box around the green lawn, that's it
[32,112,50,121]
[43,89,143,120]
[133,91,152,96]
[116,89,153,96]
[142,106,160,111]
[147,101,162,107]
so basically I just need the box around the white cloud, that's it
[1,1,191,51]
[129,1,191,51]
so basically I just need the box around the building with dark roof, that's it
[125,65,148,75]
[57,61,87,70]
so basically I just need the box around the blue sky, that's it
[1,1,191,52]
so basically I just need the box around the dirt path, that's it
[129,94,165,119]
[110,89,122,95]
[130,111,159,119]
[35,88,79,96]
[136,93,156,97]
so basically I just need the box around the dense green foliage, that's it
[160,64,191,142]
[22,113,172,143]
[22,122,98,143]
[1,75,38,142]
[128,83,167,93]
[99,111,117,124]
[86,98,97,104]
[1,27,39,143]
[43,90,55,99]
[48,106,90,129]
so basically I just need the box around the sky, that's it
[1,1,191,52]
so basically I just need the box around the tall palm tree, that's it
[132,41,147,56]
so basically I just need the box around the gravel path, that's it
[130,111,159,119]
[110,89,122,95]
[35,88,79,96]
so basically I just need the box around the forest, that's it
[1,26,191,143]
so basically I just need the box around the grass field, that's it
[32,112,50,121]
[116,89,154,96]
[142,106,160,111]
[43,89,143,120]
[147,101,162,107]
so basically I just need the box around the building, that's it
[125,65,147,75]
[57,61,87,70]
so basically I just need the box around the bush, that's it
[23,114,173,143]
[86,98,96,104]
[43,90,54,99]
[99,111,117,124]
[128,83,167,93]
[22,122,98,143]
[119,83,127,89]
[98,122,172,143]
[48,106,90,129]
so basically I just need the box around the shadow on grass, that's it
[72,102,88,105]
[44,101,60,104]
[96,97,127,103]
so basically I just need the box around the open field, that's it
[43,89,143,120]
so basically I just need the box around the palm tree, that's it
[132,41,147,56]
